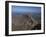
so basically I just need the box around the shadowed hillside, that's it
[12,13,41,31]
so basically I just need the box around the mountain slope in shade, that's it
[12,13,41,31]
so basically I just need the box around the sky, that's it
[12,6,41,13]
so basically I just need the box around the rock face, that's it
[12,13,39,31]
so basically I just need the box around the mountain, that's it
[12,12,41,31]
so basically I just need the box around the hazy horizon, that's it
[12,6,41,13]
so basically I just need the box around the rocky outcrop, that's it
[12,13,39,31]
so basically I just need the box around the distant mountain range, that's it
[12,12,41,16]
